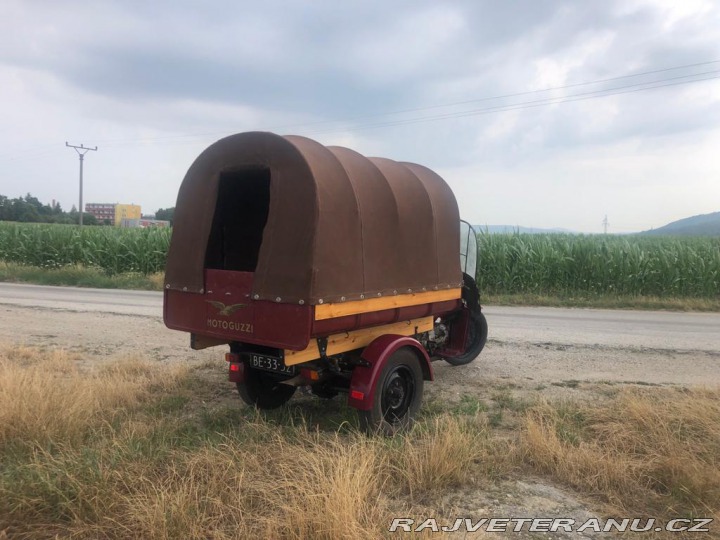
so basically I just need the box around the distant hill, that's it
[474,225,577,235]
[641,211,720,237]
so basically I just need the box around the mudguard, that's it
[347,334,433,410]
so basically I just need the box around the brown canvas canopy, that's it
[165,131,462,304]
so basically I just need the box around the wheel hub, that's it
[382,367,415,423]
[387,378,406,408]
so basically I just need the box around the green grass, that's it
[483,292,720,311]
[0,262,164,290]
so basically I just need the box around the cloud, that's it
[0,0,719,230]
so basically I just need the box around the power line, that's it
[2,59,717,159]
[94,58,720,147]
[302,71,720,135]
[287,59,720,126]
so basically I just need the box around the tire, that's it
[236,368,296,409]
[443,310,488,366]
[358,348,423,436]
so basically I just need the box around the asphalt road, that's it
[0,282,162,317]
[1,282,718,352]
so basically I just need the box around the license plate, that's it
[246,353,296,376]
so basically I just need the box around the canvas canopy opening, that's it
[164,131,462,305]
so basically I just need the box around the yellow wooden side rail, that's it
[284,317,434,366]
[314,288,461,321]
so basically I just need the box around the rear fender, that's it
[348,334,432,411]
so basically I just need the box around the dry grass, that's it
[2,344,718,538]
[0,344,501,539]
[520,388,720,527]
[103,420,501,539]
[0,345,185,449]
[393,415,509,499]
[146,271,166,290]
[0,415,494,539]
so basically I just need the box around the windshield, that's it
[459,220,478,279]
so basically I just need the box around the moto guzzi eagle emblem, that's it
[206,301,248,316]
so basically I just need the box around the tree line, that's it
[0,193,100,225]
[0,193,175,225]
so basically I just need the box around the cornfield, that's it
[477,232,720,298]
[0,222,170,275]
[1,223,719,297]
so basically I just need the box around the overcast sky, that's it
[1,0,718,232]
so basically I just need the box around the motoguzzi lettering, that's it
[206,319,253,333]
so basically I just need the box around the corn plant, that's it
[0,222,170,275]
[476,232,720,298]
[1,222,719,297]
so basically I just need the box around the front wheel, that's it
[236,368,296,409]
[358,348,423,436]
[443,310,488,366]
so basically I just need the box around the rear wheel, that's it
[358,348,423,435]
[236,368,296,409]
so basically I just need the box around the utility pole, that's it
[602,215,609,234]
[65,142,97,226]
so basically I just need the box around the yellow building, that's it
[114,204,141,226]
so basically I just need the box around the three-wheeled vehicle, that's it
[163,132,487,434]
